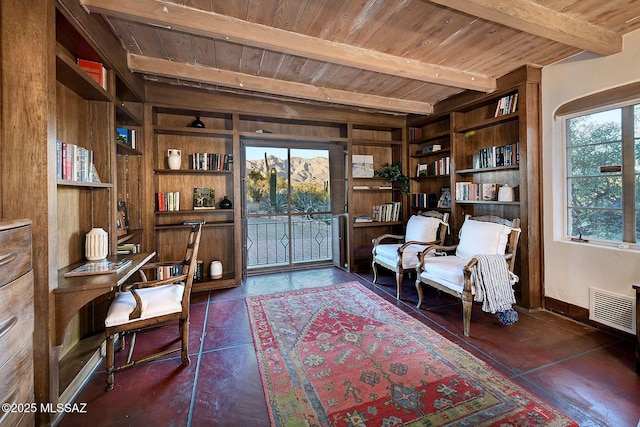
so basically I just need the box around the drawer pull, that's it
[0,317,17,340]
[0,252,16,268]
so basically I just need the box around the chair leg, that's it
[415,278,424,308]
[105,333,115,391]
[371,261,379,284]
[180,318,190,366]
[395,270,403,300]
[461,291,473,337]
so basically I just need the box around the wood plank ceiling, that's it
[79,0,640,115]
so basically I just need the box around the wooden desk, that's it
[54,252,155,345]
[634,283,640,373]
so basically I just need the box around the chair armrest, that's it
[415,244,458,272]
[398,239,437,253]
[121,273,189,320]
[372,234,404,247]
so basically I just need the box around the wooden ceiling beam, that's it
[128,54,434,115]
[79,0,495,92]
[424,0,622,56]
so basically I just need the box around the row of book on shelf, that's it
[494,93,518,117]
[56,140,100,182]
[472,142,519,169]
[416,156,450,177]
[354,201,402,223]
[116,128,138,150]
[190,153,233,171]
[408,127,423,142]
[455,182,512,202]
[155,261,205,282]
[156,186,217,212]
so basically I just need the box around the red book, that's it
[77,59,106,89]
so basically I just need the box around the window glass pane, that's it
[568,176,622,208]
[567,109,621,147]
[635,104,640,139]
[568,208,623,241]
[567,142,621,176]
[290,149,330,214]
[637,211,640,242]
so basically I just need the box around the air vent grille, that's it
[589,287,636,334]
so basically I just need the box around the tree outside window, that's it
[566,104,640,243]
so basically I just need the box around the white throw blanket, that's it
[472,254,516,313]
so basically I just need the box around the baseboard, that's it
[544,296,635,341]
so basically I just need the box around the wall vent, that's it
[589,287,636,334]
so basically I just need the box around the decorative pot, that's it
[167,149,181,170]
[498,185,514,202]
[219,196,233,209]
[85,227,108,260]
[209,261,223,279]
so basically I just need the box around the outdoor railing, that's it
[246,215,332,268]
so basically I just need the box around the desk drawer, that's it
[0,342,35,427]
[0,272,34,369]
[0,224,31,288]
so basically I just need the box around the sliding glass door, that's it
[244,144,332,272]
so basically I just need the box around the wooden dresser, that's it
[0,219,34,426]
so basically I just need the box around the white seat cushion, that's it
[405,215,441,243]
[419,256,469,294]
[105,283,185,327]
[375,243,428,269]
[455,219,511,260]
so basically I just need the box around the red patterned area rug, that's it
[246,282,578,427]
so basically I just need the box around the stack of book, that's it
[472,143,519,169]
[419,144,442,154]
[408,127,423,141]
[116,128,138,149]
[494,93,518,117]
[189,153,233,171]
[455,182,499,201]
[56,140,97,182]
[77,58,107,90]
[354,215,373,223]
[412,193,438,209]
[372,201,401,222]
[117,243,141,255]
[416,156,450,176]
[156,192,180,211]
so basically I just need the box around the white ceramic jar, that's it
[167,149,182,170]
[209,260,223,279]
[85,227,108,260]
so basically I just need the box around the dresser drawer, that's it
[0,272,34,369]
[0,342,34,427]
[0,223,32,288]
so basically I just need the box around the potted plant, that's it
[375,161,410,194]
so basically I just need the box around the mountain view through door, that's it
[244,146,332,271]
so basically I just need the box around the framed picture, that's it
[116,211,127,236]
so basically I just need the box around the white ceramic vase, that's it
[85,227,108,260]
[167,149,182,170]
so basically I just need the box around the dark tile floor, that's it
[59,267,640,427]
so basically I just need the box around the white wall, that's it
[542,29,640,308]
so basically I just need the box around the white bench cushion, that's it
[105,283,184,327]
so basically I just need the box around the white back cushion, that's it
[455,219,510,260]
[405,215,440,243]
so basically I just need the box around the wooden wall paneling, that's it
[1,1,59,425]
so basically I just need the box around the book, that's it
[64,259,132,277]
[77,58,107,90]
[193,186,216,209]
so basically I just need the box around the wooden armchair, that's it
[415,215,521,336]
[372,211,449,300]
[104,223,202,390]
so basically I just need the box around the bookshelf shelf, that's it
[239,131,348,143]
[56,180,113,189]
[153,169,233,175]
[456,165,519,174]
[353,221,403,228]
[55,45,112,102]
[117,229,143,245]
[154,126,233,138]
